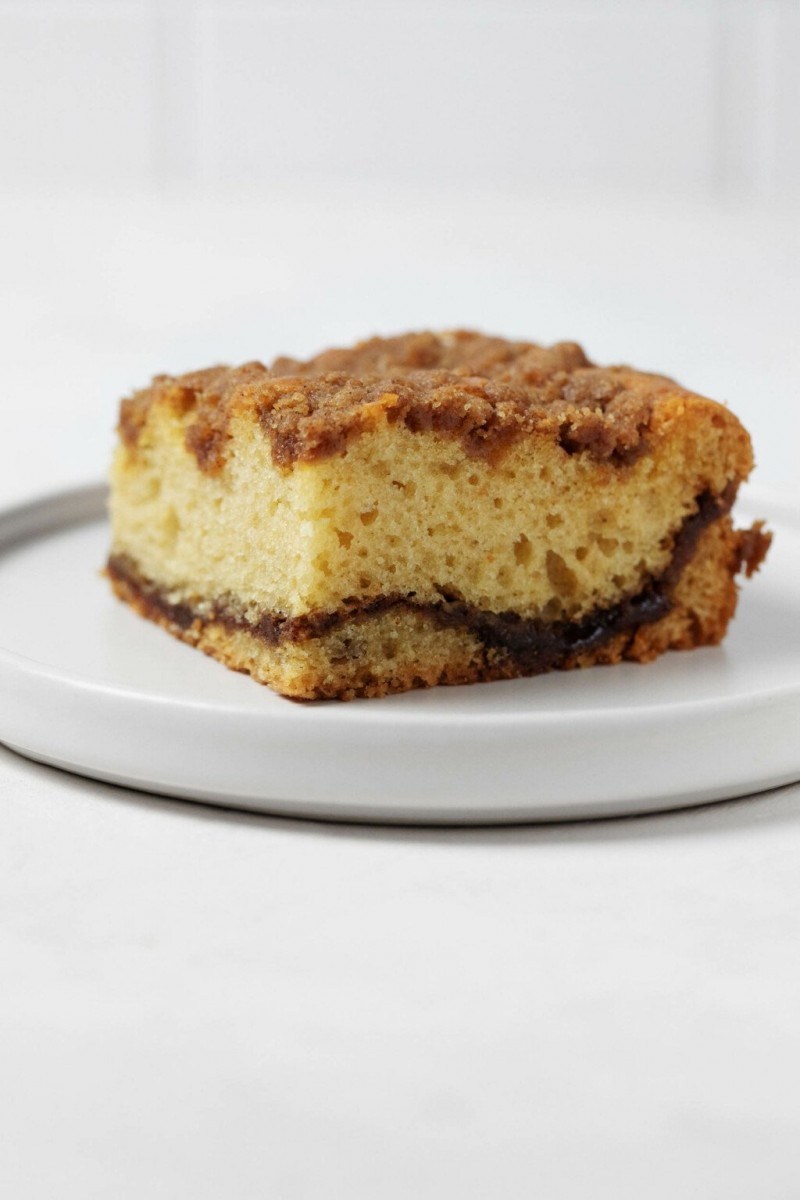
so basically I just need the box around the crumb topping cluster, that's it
[119,330,681,471]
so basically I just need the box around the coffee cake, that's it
[107,331,770,699]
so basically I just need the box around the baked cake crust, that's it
[108,330,771,700]
[119,330,696,471]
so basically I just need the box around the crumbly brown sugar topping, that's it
[119,330,684,471]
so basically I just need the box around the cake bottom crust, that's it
[106,515,769,700]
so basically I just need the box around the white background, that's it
[1,4,800,1198]
[1,0,799,198]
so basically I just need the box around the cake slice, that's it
[107,331,770,700]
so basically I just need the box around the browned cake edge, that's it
[105,497,771,701]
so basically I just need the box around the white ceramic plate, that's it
[0,482,797,823]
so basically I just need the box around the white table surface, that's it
[1,186,799,1200]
